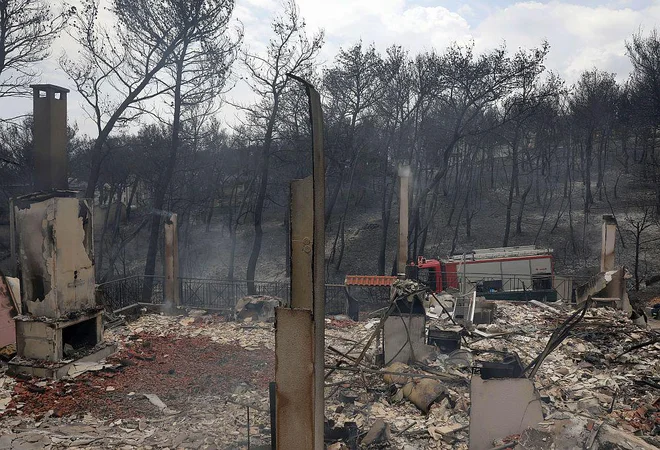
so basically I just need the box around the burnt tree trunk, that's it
[325,169,342,227]
[96,184,117,278]
[515,182,533,235]
[378,168,395,275]
[125,178,139,222]
[142,42,187,302]
[584,130,594,213]
[246,96,278,294]
[502,134,519,247]
[331,151,360,272]
[634,231,641,291]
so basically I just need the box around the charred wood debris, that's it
[0,283,658,449]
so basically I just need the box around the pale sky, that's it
[2,0,659,137]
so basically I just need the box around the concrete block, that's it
[15,311,102,363]
[384,314,426,364]
[469,377,544,450]
[15,320,59,361]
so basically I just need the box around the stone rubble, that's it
[323,302,660,449]
[107,311,276,351]
[0,303,657,449]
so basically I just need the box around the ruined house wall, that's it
[15,196,95,319]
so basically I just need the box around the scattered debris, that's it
[67,361,113,378]
[528,299,560,314]
[325,420,358,449]
[143,393,167,410]
[428,327,462,353]
[0,301,657,449]
[362,418,391,446]
[143,393,178,415]
[0,344,16,361]
[235,295,281,322]
[188,309,207,317]
[405,378,449,414]
[529,414,658,449]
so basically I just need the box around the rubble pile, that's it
[470,304,659,434]
[6,333,273,419]
[0,302,657,449]
[0,397,272,449]
[0,311,276,449]
[108,311,275,351]
[322,302,660,449]
[0,370,15,415]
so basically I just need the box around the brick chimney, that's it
[7,84,117,379]
[31,84,69,191]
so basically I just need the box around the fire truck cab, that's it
[406,246,555,296]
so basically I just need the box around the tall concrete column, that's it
[398,165,411,276]
[164,213,180,308]
[601,214,617,272]
[276,177,315,449]
[276,75,325,450]
[31,84,69,191]
[290,179,313,308]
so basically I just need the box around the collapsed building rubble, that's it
[322,292,659,449]
[0,293,656,449]
[0,311,277,449]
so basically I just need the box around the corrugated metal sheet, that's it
[345,275,397,287]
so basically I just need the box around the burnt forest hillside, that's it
[0,5,660,303]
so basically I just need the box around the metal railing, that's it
[325,284,347,315]
[98,272,582,316]
[344,284,392,312]
[456,273,587,303]
[453,273,551,294]
[179,278,290,310]
[97,275,165,311]
[98,275,393,316]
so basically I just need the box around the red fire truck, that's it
[346,246,557,301]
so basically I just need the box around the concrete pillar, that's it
[398,165,411,276]
[163,213,180,307]
[601,214,617,272]
[276,75,325,450]
[310,85,326,450]
[31,84,69,191]
[276,177,315,449]
[290,178,313,308]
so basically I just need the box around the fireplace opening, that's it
[31,276,45,301]
[62,318,99,353]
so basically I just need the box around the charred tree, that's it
[241,0,322,293]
